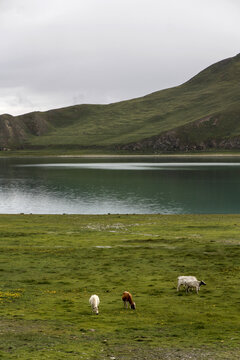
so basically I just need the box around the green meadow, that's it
[0,214,240,359]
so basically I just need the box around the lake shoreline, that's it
[1,152,240,158]
[58,153,240,158]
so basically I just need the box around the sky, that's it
[0,0,239,116]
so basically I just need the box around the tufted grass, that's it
[0,214,239,359]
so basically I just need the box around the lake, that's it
[0,156,240,214]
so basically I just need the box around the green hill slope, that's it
[1,53,240,152]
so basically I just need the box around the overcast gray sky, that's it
[0,0,239,116]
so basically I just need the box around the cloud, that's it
[0,0,239,115]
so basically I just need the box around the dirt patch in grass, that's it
[106,346,240,360]
[0,319,45,334]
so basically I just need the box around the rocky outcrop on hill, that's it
[0,114,26,148]
[119,133,240,152]
[0,112,50,148]
[119,114,240,152]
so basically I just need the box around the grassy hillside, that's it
[1,53,240,152]
[0,214,240,359]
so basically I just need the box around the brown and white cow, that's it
[122,291,136,310]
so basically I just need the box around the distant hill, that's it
[1,53,240,152]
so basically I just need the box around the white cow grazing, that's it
[177,276,206,294]
[89,294,100,315]
[185,280,206,294]
[177,276,197,292]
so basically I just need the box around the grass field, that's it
[0,214,240,359]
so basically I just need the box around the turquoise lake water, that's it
[0,157,240,214]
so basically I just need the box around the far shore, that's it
[57,153,240,158]
[1,151,240,158]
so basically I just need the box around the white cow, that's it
[89,294,100,315]
[185,279,206,294]
[177,276,206,293]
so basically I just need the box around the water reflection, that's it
[18,162,240,170]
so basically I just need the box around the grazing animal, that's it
[177,276,206,294]
[177,276,197,292]
[89,294,100,315]
[122,291,136,309]
[185,280,206,294]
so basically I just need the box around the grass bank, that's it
[1,149,240,158]
[0,214,239,359]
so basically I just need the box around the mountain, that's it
[1,53,240,152]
